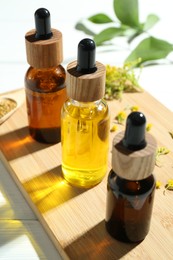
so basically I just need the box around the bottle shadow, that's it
[23,165,88,214]
[65,220,140,260]
[0,126,57,161]
[0,125,91,214]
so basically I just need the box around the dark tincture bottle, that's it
[25,8,67,143]
[105,112,157,243]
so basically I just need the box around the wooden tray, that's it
[0,88,173,259]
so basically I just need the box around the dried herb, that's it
[155,179,173,195]
[146,123,153,132]
[105,63,142,100]
[165,179,173,191]
[0,98,17,119]
[115,111,127,124]
[110,124,118,132]
[130,105,139,112]
[156,180,162,189]
[169,132,173,139]
[156,146,170,167]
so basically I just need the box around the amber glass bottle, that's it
[25,65,66,143]
[25,8,66,143]
[106,170,155,242]
[105,112,157,243]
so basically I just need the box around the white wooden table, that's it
[0,152,62,259]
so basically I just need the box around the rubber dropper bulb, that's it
[122,111,147,150]
[34,8,53,40]
[76,38,97,74]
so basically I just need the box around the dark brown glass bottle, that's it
[105,112,157,243]
[106,170,156,243]
[25,8,67,143]
[25,65,66,143]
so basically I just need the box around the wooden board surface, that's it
[0,88,173,259]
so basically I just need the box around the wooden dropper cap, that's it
[66,38,106,102]
[112,112,157,180]
[25,8,63,69]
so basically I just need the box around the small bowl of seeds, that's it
[0,98,17,124]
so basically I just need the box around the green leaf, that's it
[113,0,141,28]
[125,37,173,66]
[94,27,126,45]
[143,14,160,31]
[127,30,143,44]
[75,22,95,36]
[88,13,113,24]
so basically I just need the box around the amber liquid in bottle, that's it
[106,170,156,243]
[25,65,66,143]
[61,99,110,188]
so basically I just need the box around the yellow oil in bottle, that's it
[61,99,110,188]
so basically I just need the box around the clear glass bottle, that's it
[105,112,157,242]
[25,8,67,143]
[61,39,110,188]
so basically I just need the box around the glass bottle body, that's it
[105,170,156,243]
[61,98,110,188]
[25,65,66,143]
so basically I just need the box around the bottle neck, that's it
[108,169,155,195]
[28,65,62,71]
[69,98,102,107]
